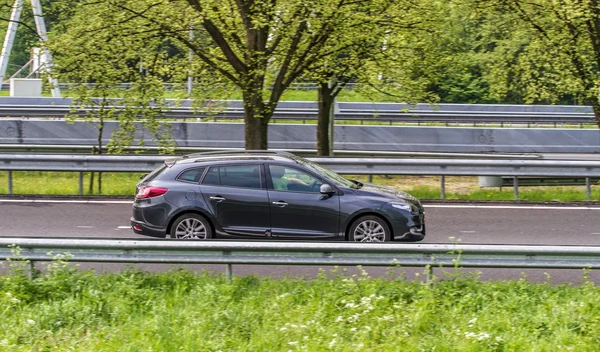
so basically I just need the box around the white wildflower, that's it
[335,316,344,322]
[350,327,357,332]
[280,327,288,331]
[0,340,7,346]
[26,319,35,325]
[328,338,337,348]
[365,326,372,331]
[477,333,490,341]
[288,341,299,346]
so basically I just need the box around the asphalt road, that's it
[1,198,599,283]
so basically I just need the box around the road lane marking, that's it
[76,226,94,229]
[0,198,598,210]
[0,199,131,204]
[117,226,131,229]
[426,204,600,210]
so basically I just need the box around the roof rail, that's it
[182,149,295,159]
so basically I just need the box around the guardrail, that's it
[2,238,600,281]
[0,104,596,127]
[0,154,598,199]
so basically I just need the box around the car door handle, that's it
[210,196,226,202]
[272,201,288,207]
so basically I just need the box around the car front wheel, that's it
[170,214,212,240]
[348,215,391,242]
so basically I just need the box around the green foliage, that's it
[2,260,600,351]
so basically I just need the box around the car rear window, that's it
[176,167,206,183]
[141,165,168,183]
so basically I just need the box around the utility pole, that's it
[0,0,61,97]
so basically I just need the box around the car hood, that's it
[354,183,422,206]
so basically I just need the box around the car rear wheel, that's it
[348,215,391,242]
[170,214,212,240]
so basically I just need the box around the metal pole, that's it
[0,0,24,91]
[79,172,83,195]
[425,266,433,285]
[30,0,61,97]
[226,264,232,282]
[586,177,591,200]
[441,175,446,200]
[28,260,35,279]
[8,170,13,194]
[513,176,519,200]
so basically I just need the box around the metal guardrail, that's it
[2,238,600,281]
[0,154,598,199]
[0,104,595,126]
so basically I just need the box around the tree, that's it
[68,0,408,150]
[47,2,178,193]
[476,0,600,127]
[301,0,444,156]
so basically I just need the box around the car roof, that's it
[171,150,301,166]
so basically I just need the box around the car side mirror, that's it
[320,184,334,195]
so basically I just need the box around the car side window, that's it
[202,167,219,185]
[176,167,206,183]
[219,165,262,189]
[269,165,322,193]
[201,165,262,189]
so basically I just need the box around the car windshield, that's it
[292,157,359,189]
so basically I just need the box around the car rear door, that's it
[266,164,341,239]
[200,164,271,238]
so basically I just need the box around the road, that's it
[1,198,599,282]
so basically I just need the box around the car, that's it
[130,150,425,242]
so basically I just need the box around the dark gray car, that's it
[131,151,425,242]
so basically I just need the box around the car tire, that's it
[348,215,391,243]
[170,213,212,240]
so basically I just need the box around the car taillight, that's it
[136,186,168,199]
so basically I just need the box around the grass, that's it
[2,257,600,351]
[0,172,598,202]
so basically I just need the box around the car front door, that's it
[267,164,340,239]
[200,164,270,238]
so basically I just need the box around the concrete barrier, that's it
[0,120,598,153]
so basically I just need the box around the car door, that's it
[200,164,270,238]
[267,164,340,239]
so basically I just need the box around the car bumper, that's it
[389,212,426,242]
[130,217,167,238]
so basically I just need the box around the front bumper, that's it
[378,203,426,242]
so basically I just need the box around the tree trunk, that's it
[317,82,335,156]
[590,99,600,129]
[243,94,270,150]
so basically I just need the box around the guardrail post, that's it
[586,177,591,200]
[440,176,446,200]
[29,260,36,279]
[368,175,373,183]
[425,266,433,285]
[226,264,233,282]
[513,176,519,200]
[79,172,83,195]
[8,170,12,195]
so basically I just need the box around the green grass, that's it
[2,258,600,351]
[0,171,598,202]
[0,171,143,196]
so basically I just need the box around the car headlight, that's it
[390,202,412,212]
